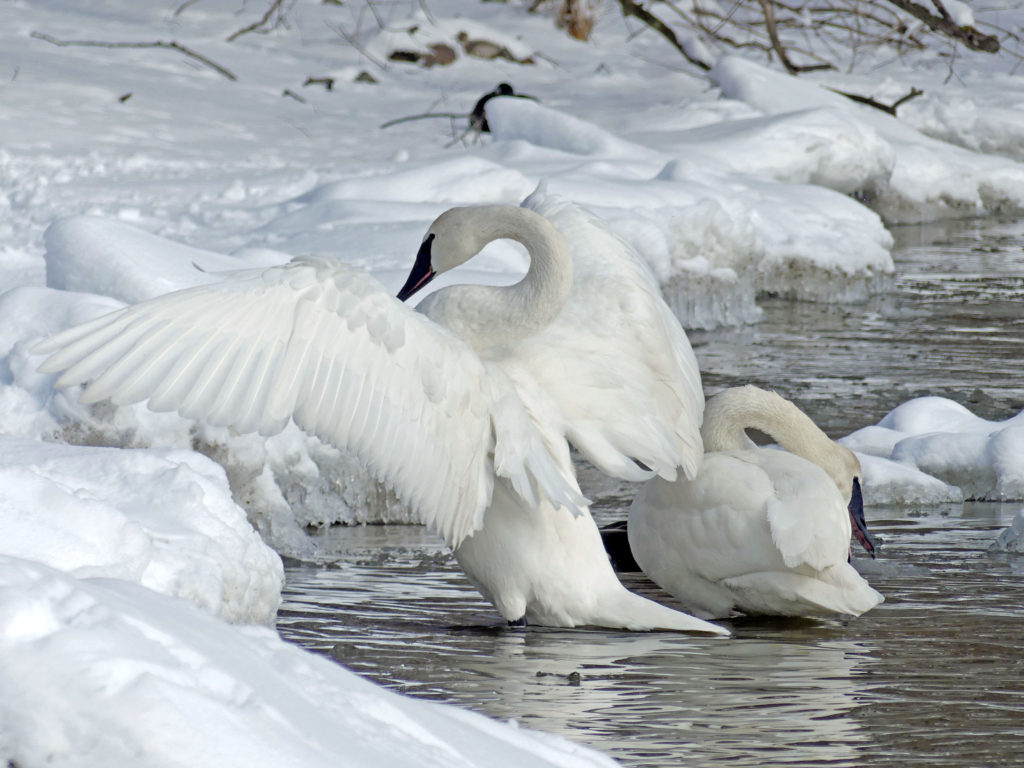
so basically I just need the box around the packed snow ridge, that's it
[0,557,617,768]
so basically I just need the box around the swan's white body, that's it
[629,386,883,619]
[36,192,723,634]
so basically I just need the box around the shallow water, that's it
[277,218,1024,767]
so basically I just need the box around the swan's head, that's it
[398,207,491,302]
[827,446,876,558]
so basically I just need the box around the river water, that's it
[277,218,1024,767]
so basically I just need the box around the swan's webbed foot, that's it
[507,616,527,628]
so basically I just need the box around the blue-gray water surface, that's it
[277,218,1024,767]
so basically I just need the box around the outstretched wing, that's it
[516,191,704,483]
[35,257,583,547]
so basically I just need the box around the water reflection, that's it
[692,217,1024,437]
[280,529,874,767]
[279,504,1024,767]
[278,220,1024,766]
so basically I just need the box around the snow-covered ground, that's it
[0,556,616,768]
[2,0,1024,765]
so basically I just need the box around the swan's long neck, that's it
[424,207,573,351]
[701,385,839,470]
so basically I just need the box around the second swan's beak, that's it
[397,234,437,302]
[848,477,877,559]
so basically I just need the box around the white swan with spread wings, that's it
[37,191,723,634]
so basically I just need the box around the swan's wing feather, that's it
[36,257,581,546]
[755,451,852,570]
[634,450,848,580]
[520,192,704,482]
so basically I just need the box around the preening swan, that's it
[629,385,882,619]
[36,191,723,634]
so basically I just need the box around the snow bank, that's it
[710,56,1024,224]
[842,397,1024,505]
[0,557,617,768]
[900,89,1024,163]
[485,97,894,327]
[0,438,282,624]
[44,215,285,304]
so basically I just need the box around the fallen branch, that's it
[829,85,924,115]
[303,76,335,91]
[380,112,464,129]
[618,0,711,70]
[173,0,203,17]
[30,31,237,80]
[226,0,289,43]
[381,83,537,133]
[882,0,999,52]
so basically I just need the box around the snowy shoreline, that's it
[3,1,1024,765]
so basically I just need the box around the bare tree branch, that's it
[758,0,796,72]
[30,31,237,80]
[618,0,711,70]
[227,0,289,42]
[756,0,833,72]
[327,21,389,71]
[882,0,999,52]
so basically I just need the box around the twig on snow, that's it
[828,85,923,115]
[226,0,290,42]
[173,0,203,17]
[380,112,464,129]
[30,31,237,80]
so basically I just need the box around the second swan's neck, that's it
[701,385,837,465]
[421,206,573,351]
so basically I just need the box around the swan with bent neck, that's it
[629,385,883,619]
[36,192,721,633]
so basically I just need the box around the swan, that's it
[628,385,883,619]
[35,191,725,634]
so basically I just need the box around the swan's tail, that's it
[596,588,730,635]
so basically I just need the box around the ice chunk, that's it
[990,509,1024,553]
[843,397,1024,504]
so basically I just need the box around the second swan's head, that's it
[825,444,876,558]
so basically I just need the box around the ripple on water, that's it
[278,503,1024,768]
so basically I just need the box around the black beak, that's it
[397,234,437,302]
[847,477,877,559]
